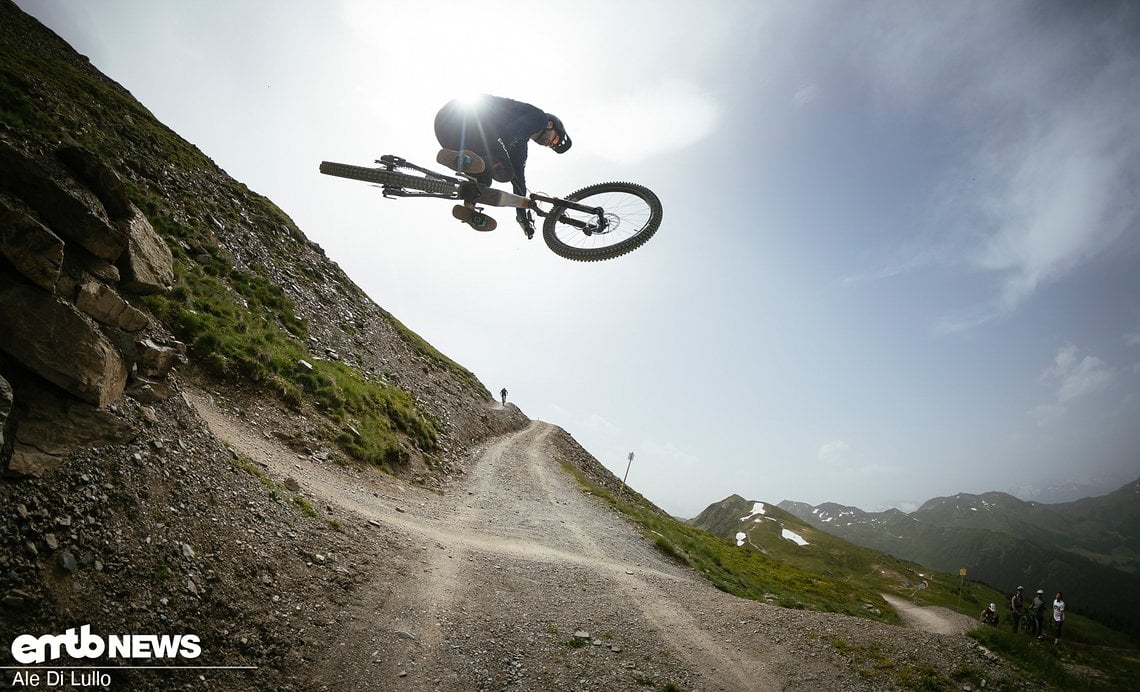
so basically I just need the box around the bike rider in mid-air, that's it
[434,94,572,237]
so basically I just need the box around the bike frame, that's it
[374,156,608,233]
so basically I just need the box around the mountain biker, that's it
[1031,589,1047,639]
[1010,585,1025,633]
[434,94,572,237]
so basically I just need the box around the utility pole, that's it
[618,452,635,498]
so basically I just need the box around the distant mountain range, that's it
[1006,477,1129,505]
[770,477,1140,634]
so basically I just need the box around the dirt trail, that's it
[880,594,978,635]
[316,421,779,690]
[187,389,1007,690]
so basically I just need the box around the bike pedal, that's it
[452,205,496,232]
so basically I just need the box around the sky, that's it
[16,0,1140,517]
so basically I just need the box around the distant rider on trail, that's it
[434,94,572,237]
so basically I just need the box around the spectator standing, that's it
[1053,591,1066,644]
[1032,589,1047,639]
[1010,586,1025,633]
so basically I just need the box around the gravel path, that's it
[881,594,979,636]
[190,395,1016,691]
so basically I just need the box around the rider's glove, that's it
[517,209,535,240]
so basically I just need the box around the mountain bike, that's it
[1024,616,1037,635]
[319,152,663,262]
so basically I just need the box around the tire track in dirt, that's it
[521,424,780,690]
[880,594,978,635]
[189,392,780,689]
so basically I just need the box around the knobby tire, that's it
[542,182,663,262]
[319,161,456,196]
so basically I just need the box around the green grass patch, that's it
[231,455,330,521]
[968,626,1139,690]
[557,460,898,623]
[292,495,318,518]
[145,255,438,467]
[831,637,966,690]
[150,560,172,583]
[233,454,274,488]
[1,30,439,471]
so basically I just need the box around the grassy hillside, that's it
[916,487,1140,576]
[4,5,1138,687]
[0,0,497,476]
[689,495,969,617]
[780,493,1140,638]
[691,495,1140,689]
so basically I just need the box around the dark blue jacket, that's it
[434,95,547,197]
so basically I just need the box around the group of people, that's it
[981,586,1066,644]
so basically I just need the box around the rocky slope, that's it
[0,4,1087,689]
[1,0,532,683]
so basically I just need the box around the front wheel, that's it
[542,182,662,262]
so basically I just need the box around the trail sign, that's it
[618,452,635,497]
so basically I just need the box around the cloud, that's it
[818,440,850,465]
[1044,344,1115,404]
[579,413,620,436]
[1126,329,1140,347]
[1029,403,1066,428]
[639,439,702,468]
[831,3,1140,333]
[573,80,719,165]
[1030,344,1116,423]
[971,119,1136,310]
[792,84,821,109]
[936,101,1138,334]
[1029,345,1116,424]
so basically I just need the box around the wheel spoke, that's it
[543,183,661,261]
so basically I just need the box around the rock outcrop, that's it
[0,374,13,465]
[0,138,178,475]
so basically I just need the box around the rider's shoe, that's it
[452,205,497,232]
[437,148,485,174]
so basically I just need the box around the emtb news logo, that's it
[11,624,201,664]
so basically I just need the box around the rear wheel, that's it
[542,182,663,261]
[319,161,457,195]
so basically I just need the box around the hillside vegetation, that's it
[778,482,1140,638]
[0,0,503,479]
[1,3,527,686]
[2,3,1137,688]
